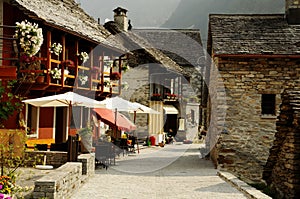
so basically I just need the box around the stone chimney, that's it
[113,7,128,31]
[286,0,300,24]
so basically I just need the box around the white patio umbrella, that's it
[131,102,160,114]
[99,96,152,153]
[99,96,141,112]
[22,92,104,108]
[22,92,105,133]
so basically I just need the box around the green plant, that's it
[0,130,34,197]
[104,80,111,87]
[49,42,62,56]
[14,20,43,57]
[77,126,92,137]
[0,81,24,128]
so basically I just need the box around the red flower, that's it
[20,54,37,63]
[110,72,121,80]
[152,93,161,97]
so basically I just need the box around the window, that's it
[261,94,276,115]
[27,105,38,136]
[191,110,195,124]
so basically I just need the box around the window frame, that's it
[261,94,276,116]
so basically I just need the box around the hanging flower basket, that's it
[77,52,89,64]
[78,75,88,86]
[49,42,62,56]
[110,72,121,80]
[14,20,43,57]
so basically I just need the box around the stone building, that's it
[263,90,300,198]
[104,8,205,141]
[207,0,300,183]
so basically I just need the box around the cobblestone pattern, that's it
[71,144,248,199]
[209,57,300,183]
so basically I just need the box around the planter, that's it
[36,76,45,83]
[110,72,121,80]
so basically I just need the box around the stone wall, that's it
[264,90,300,198]
[32,153,95,199]
[121,64,150,136]
[25,151,68,168]
[209,56,300,183]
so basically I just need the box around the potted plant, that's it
[77,126,93,153]
[78,74,88,86]
[49,67,69,83]
[14,20,43,57]
[49,42,62,56]
[35,73,45,83]
[104,80,111,87]
[77,51,89,64]
[121,64,130,72]
[151,93,161,101]
[110,72,121,80]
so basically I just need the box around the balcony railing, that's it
[0,25,123,96]
[151,92,179,102]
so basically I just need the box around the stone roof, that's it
[11,0,127,52]
[209,14,300,55]
[133,29,205,66]
[104,22,188,76]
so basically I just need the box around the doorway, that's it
[55,107,67,143]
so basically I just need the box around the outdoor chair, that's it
[128,136,136,153]
[119,138,128,156]
[35,144,48,151]
[95,142,116,169]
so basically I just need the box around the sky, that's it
[78,0,181,28]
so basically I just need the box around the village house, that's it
[207,0,300,187]
[104,7,206,142]
[0,0,129,144]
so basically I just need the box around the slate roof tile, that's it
[133,29,205,66]
[12,0,128,52]
[209,14,300,55]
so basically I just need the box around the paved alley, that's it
[71,143,247,199]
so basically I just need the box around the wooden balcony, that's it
[0,25,124,98]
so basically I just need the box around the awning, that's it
[93,108,136,132]
[163,105,178,114]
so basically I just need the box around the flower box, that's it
[35,75,45,83]
[110,72,121,80]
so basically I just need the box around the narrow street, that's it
[71,143,247,198]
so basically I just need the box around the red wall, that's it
[39,107,54,139]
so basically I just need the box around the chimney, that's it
[113,7,128,31]
[286,0,300,24]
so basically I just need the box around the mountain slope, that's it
[162,0,285,43]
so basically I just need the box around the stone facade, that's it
[263,90,300,199]
[209,56,300,183]
[121,64,150,138]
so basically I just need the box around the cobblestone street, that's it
[71,143,247,199]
